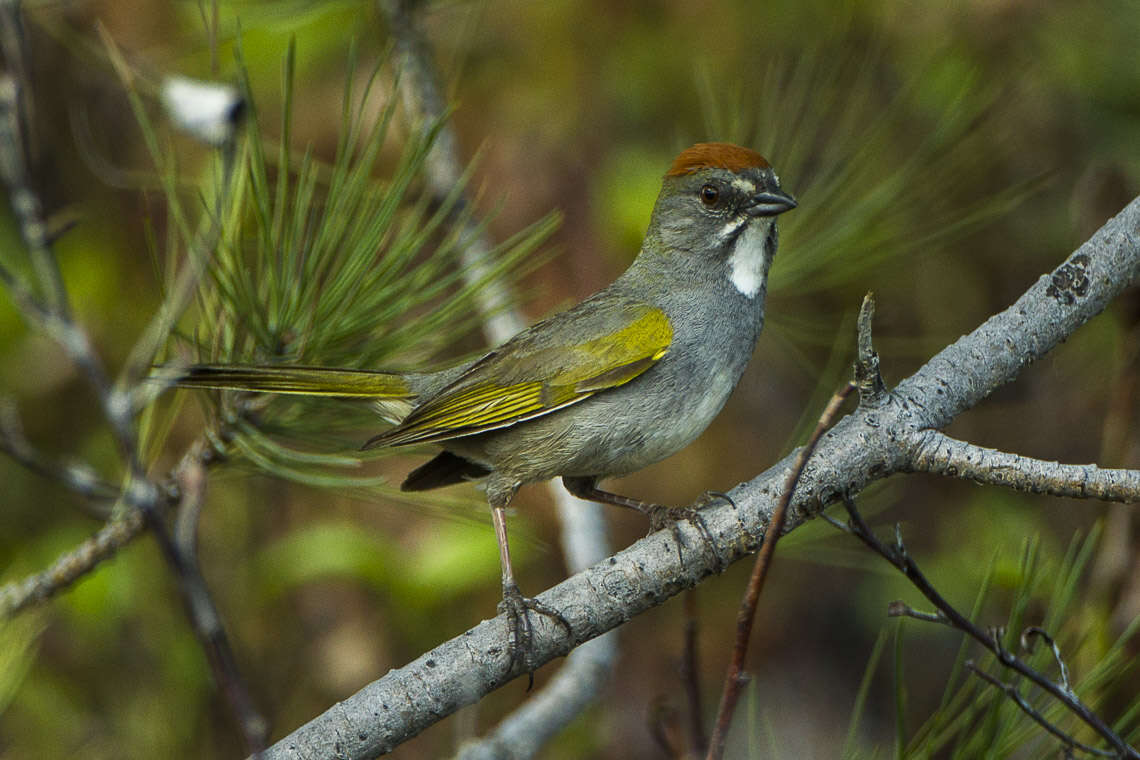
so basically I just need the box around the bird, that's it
[167,141,796,671]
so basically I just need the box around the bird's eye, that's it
[699,184,719,206]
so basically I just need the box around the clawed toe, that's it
[646,505,719,568]
[695,489,735,508]
[499,583,573,688]
[646,504,694,534]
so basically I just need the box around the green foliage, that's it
[152,40,557,490]
[742,523,1139,758]
[844,626,891,759]
[699,38,1039,322]
[845,525,1140,758]
[254,518,502,606]
[0,615,43,715]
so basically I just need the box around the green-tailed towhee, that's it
[168,142,796,668]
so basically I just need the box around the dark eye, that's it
[699,184,719,206]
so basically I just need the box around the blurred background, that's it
[1,0,1138,757]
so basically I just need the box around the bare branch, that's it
[886,601,949,625]
[379,0,518,346]
[908,430,1140,503]
[0,61,69,316]
[161,454,269,753]
[1022,626,1074,697]
[0,20,263,746]
[0,509,146,617]
[0,397,119,509]
[0,10,163,612]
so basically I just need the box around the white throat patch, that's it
[727,222,770,298]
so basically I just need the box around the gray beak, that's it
[746,188,797,217]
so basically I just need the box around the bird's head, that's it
[644,142,796,298]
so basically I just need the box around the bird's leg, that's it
[487,483,572,686]
[562,476,717,563]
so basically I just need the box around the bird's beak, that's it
[746,188,797,217]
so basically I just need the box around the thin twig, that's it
[0,508,147,617]
[705,382,855,760]
[839,496,1139,758]
[0,62,69,316]
[0,397,120,510]
[965,663,1115,758]
[682,589,707,757]
[886,601,949,625]
[166,453,269,754]
[1022,626,1074,696]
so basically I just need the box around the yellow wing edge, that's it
[364,307,672,449]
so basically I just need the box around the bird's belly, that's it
[587,368,736,475]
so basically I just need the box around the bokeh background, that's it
[1,1,1139,757]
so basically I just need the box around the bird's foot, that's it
[645,504,719,568]
[498,581,573,689]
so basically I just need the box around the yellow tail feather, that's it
[161,365,415,399]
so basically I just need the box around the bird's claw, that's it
[695,489,735,508]
[645,504,721,569]
[498,582,573,689]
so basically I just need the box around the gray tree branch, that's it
[255,195,1140,759]
[908,429,1140,502]
[0,509,145,616]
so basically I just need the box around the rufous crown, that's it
[666,142,771,177]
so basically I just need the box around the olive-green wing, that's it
[363,304,672,449]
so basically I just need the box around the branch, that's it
[909,430,1140,502]
[0,508,146,617]
[0,397,120,510]
[965,663,1116,758]
[162,453,269,752]
[257,194,1140,758]
[0,62,69,315]
[0,16,265,748]
[839,495,1136,757]
[379,0,518,347]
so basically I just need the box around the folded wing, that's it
[363,302,672,449]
